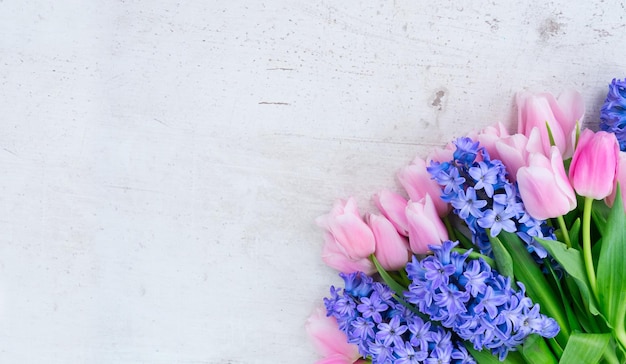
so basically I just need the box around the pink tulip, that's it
[569,130,619,200]
[372,189,409,236]
[517,147,577,220]
[321,232,376,274]
[367,213,410,270]
[316,198,376,261]
[517,90,584,158]
[493,129,544,182]
[397,157,449,217]
[405,195,448,254]
[606,151,626,211]
[306,306,360,364]
[427,142,455,164]
[475,122,510,160]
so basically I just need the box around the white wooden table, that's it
[0,1,623,363]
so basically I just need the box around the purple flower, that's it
[394,341,428,364]
[325,271,473,363]
[404,241,559,360]
[469,161,499,197]
[600,78,626,151]
[451,187,487,219]
[477,204,516,237]
[460,259,491,296]
[376,315,408,348]
[357,293,389,323]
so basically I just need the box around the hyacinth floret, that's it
[600,78,626,151]
[404,241,559,360]
[427,137,555,259]
[324,272,476,364]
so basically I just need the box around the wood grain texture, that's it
[0,1,624,362]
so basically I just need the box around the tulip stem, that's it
[443,216,458,241]
[556,215,571,248]
[582,197,598,300]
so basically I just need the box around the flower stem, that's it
[556,215,572,248]
[443,216,458,241]
[582,197,598,300]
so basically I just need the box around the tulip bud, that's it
[398,157,449,217]
[406,195,448,254]
[320,233,375,275]
[475,122,510,160]
[517,90,584,159]
[316,198,376,261]
[569,130,619,200]
[372,189,409,236]
[517,147,577,220]
[306,306,360,363]
[366,214,410,270]
[495,133,531,182]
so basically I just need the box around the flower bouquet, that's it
[306,80,626,364]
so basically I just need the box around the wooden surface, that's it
[0,1,624,363]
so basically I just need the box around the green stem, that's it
[582,197,598,300]
[556,215,571,248]
[443,216,458,241]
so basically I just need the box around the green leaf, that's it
[596,185,626,351]
[559,332,611,364]
[371,254,423,317]
[371,254,407,296]
[535,237,600,316]
[487,234,514,279]
[521,334,558,364]
[498,232,570,346]
[546,263,581,333]
[569,217,581,251]
[591,199,610,231]
[456,228,474,250]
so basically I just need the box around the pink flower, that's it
[569,129,619,200]
[427,142,455,165]
[373,189,409,236]
[367,213,410,270]
[320,232,375,274]
[405,195,448,254]
[494,129,543,182]
[474,122,510,160]
[517,146,577,220]
[517,90,584,158]
[397,157,449,217]
[316,198,376,261]
[306,306,361,364]
[606,151,626,211]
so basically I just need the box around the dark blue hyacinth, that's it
[427,137,555,259]
[600,78,626,151]
[404,241,559,360]
[324,272,475,364]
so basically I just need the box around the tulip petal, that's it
[306,306,360,360]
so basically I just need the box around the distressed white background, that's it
[0,1,624,363]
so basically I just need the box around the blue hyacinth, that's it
[427,137,555,259]
[404,241,560,360]
[600,78,626,151]
[324,272,475,364]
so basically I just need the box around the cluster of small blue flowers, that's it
[324,271,475,364]
[405,241,560,360]
[427,137,554,258]
[600,78,626,151]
